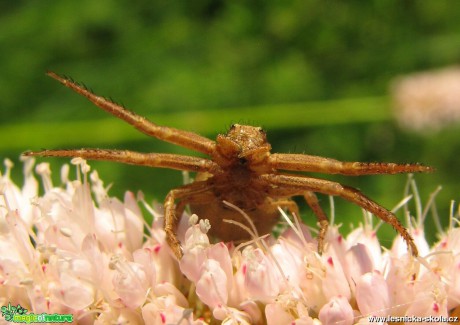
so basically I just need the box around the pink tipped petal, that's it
[154,282,189,308]
[384,256,417,316]
[208,242,233,292]
[299,255,328,313]
[322,255,351,301]
[412,228,430,257]
[265,303,295,325]
[291,316,319,325]
[355,271,390,317]
[94,307,144,324]
[53,272,94,310]
[345,243,374,292]
[270,239,303,290]
[239,301,263,324]
[405,297,448,320]
[347,226,382,268]
[133,248,157,287]
[280,221,315,245]
[214,306,253,324]
[123,191,144,251]
[318,295,354,325]
[446,255,460,310]
[444,228,460,253]
[179,246,207,282]
[112,260,148,309]
[243,248,280,302]
[142,300,199,325]
[196,259,229,309]
[391,227,429,258]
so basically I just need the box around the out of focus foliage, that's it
[2,1,460,243]
[3,1,460,121]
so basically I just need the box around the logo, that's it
[1,303,73,323]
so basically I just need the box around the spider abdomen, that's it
[189,197,280,242]
[190,169,280,241]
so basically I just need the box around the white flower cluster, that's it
[0,158,459,324]
[392,66,460,132]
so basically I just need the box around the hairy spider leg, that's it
[46,72,216,155]
[269,153,434,175]
[23,149,220,173]
[164,182,216,259]
[24,148,222,259]
[262,173,419,257]
[303,191,329,254]
[268,154,432,255]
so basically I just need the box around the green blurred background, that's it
[1,1,459,246]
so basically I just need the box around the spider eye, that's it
[230,124,236,129]
[258,127,266,134]
[239,157,248,165]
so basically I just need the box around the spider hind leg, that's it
[304,191,329,255]
[263,173,418,257]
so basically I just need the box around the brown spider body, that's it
[24,72,434,259]
[191,124,280,241]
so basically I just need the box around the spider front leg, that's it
[46,72,216,155]
[263,174,418,257]
[269,153,434,175]
[164,182,214,259]
[23,149,221,173]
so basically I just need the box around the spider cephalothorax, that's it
[24,72,434,259]
[214,124,272,170]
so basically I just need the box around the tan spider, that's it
[24,72,434,259]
